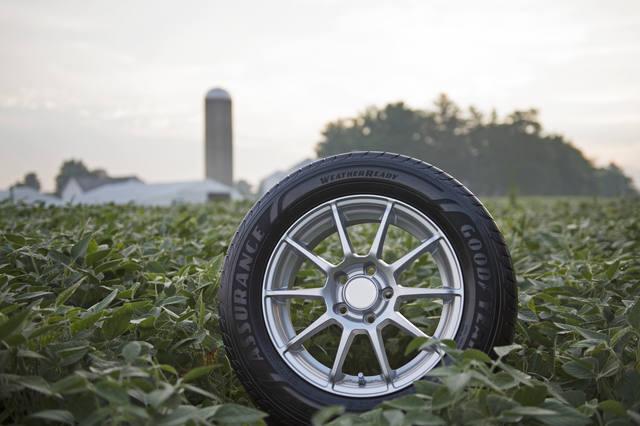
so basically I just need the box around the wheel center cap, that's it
[343,276,378,310]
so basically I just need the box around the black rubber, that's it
[218,152,517,425]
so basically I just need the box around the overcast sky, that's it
[1,0,639,191]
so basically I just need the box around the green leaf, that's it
[597,400,626,416]
[159,295,188,307]
[4,233,26,246]
[55,277,85,306]
[182,383,218,401]
[499,363,532,384]
[562,359,595,379]
[463,349,492,364]
[14,375,53,396]
[538,399,590,426]
[605,260,620,280]
[404,336,429,355]
[29,410,74,425]
[384,395,426,410]
[414,379,443,396]
[485,394,518,416]
[197,291,206,328]
[610,326,632,346]
[87,289,118,313]
[51,374,89,394]
[312,405,345,425]
[94,380,129,405]
[403,411,446,425]
[0,310,29,342]
[57,345,89,367]
[443,372,471,394]
[182,365,214,382]
[382,409,405,426]
[71,311,103,334]
[159,364,178,376]
[101,305,134,340]
[147,383,175,408]
[493,344,522,358]
[16,349,47,360]
[357,408,384,425]
[156,406,200,426]
[208,403,267,424]
[514,384,547,406]
[14,291,53,301]
[122,341,141,363]
[555,323,608,342]
[504,406,557,416]
[597,355,620,378]
[628,410,640,425]
[86,247,112,266]
[627,299,640,329]
[431,387,455,410]
[71,235,92,260]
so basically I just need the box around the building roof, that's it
[73,179,240,206]
[71,175,140,192]
[206,87,231,100]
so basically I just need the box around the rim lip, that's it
[262,194,465,398]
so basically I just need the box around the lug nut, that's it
[382,288,393,299]
[358,372,366,386]
[365,314,376,324]
[337,304,348,315]
[336,273,348,285]
[365,264,376,275]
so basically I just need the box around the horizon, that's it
[1,0,639,192]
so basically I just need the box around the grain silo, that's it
[204,88,233,186]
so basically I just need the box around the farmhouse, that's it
[60,174,141,202]
[72,179,240,206]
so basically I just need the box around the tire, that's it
[218,152,516,425]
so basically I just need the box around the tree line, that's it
[315,95,636,196]
[9,160,123,196]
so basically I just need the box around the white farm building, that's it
[0,187,62,206]
[71,179,240,206]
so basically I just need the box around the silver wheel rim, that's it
[262,195,464,397]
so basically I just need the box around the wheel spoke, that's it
[265,287,325,299]
[329,328,355,384]
[286,313,334,351]
[396,286,461,299]
[391,234,442,275]
[331,203,352,258]
[285,237,333,274]
[370,201,394,258]
[390,312,429,338]
[368,328,393,383]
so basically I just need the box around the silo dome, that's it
[206,87,231,100]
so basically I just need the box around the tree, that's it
[23,173,40,191]
[11,172,41,192]
[234,180,255,199]
[596,164,636,196]
[315,95,637,197]
[54,160,92,196]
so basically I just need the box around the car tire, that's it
[218,152,516,425]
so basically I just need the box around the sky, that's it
[1,0,639,192]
